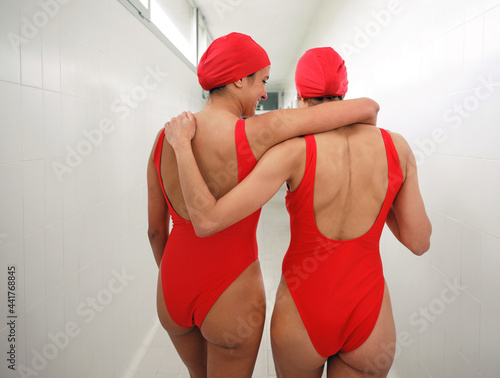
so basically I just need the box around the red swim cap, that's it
[295,47,348,99]
[197,32,270,91]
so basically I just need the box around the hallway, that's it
[1,0,499,377]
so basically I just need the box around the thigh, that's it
[201,260,266,377]
[157,271,207,376]
[328,281,396,377]
[271,276,326,378]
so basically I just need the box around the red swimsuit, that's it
[154,119,261,328]
[283,129,403,357]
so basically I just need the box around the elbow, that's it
[193,227,212,238]
[408,223,432,256]
[410,240,430,256]
[192,219,219,238]
[147,227,168,243]
[361,97,380,125]
[364,97,380,113]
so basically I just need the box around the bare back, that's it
[306,125,407,241]
[159,109,242,220]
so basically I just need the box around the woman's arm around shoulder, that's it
[166,112,304,236]
[245,97,380,159]
[147,130,170,267]
[386,131,432,256]
[192,138,303,236]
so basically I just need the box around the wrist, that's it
[172,140,194,158]
[171,138,192,152]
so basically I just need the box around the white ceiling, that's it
[192,0,326,92]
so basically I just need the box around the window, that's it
[120,0,212,70]
[151,0,197,64]
[197,12,211,63]
[127,0,150,19]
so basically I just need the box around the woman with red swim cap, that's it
[164,46,432,377]
[148,34,380,376]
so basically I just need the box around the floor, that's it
[131,187,397,377]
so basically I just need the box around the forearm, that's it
[148,231,168,267]
[388,190,431,256]
[385,206,401,241]
[147,142,171,268]
[172,143,218,234]
[285,97,377,130]
[292,97,379,129]
[249,97,379,158]
[171,140,294,237]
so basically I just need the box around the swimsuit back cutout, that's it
[154,119,261,328]
[283,129,403,357]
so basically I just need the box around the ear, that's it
[297,97,307,108]
[233,79,245,89]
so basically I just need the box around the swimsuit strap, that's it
[153,129,168,200]
[380,128,400,177]
[154,120,260,224]
[302,134,318,198]
[235,119,257,182]
[372,128,403,231]
[153,128,188,224]
[285,135,317,217]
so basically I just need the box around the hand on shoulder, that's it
[164,111,196,150]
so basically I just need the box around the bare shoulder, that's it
[154,128,164,144]
[246,108,284,129]
[385,130,412,155]
[148,128,164,160]
[263,136,306,162]
[264,137,307,189]
[385,130,417,179]
[257,137,307,183]
[386,130,409,148]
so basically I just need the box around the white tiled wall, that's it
[2,0,499,376]
[0,0,203,377]
[283,0,500,376]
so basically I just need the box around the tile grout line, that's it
[121,318,161,378]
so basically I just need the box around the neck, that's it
[206,91,244,117]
